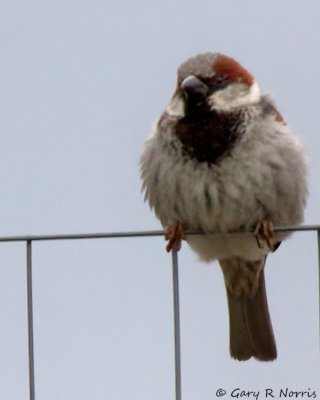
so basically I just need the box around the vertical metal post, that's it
[26,240,35,400]
[172,249,182,400]
[318,230,320,352]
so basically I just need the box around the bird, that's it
[140,52,308,361]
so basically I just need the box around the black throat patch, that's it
[173,110,245,164]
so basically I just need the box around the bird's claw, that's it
[254,220,274,251]
[165,222,186,252]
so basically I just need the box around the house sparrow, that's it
[140,53,308,361]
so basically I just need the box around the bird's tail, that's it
[222,260,277,361]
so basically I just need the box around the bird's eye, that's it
[215,75,228,85]
[205,74,229,90]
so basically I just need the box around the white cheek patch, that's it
[166,94,185,117]
[247,81,261,103]
[209,81,261,112]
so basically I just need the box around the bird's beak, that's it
[181,75,209,97]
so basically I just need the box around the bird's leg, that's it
[254,220,274,250]
[165,222,186,252]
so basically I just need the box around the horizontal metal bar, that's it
[0,230,165,243]
[0,224,318,243]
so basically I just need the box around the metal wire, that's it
[1,224,317,400]
[172,249,182,400]
[26,241,35,400]
[0,224,319,243]
[318,231,320,347]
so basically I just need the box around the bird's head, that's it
[166,53,261,119]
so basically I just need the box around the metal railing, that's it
[0,224,319,400]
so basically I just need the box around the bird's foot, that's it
[165,222,186,252]
[254,220,274,251]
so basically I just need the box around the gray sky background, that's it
[0,1,320,399]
